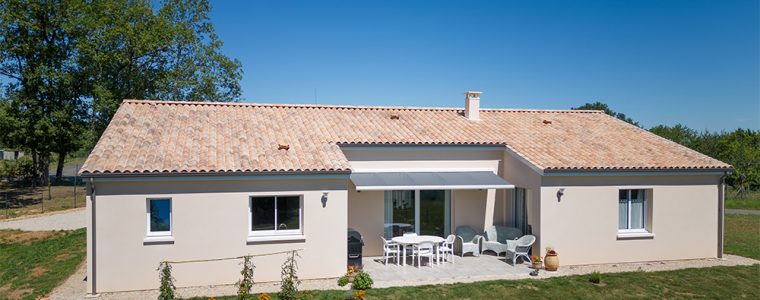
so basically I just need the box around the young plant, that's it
[337,275,349,287]
[157,261,176,300]
[589,271,602,284]
[531,255,542,263]
[351,272,373,290]
[237,255,255,299]
[278,251,301,300]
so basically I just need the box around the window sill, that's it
[143,235,175,244]
[617,231,654,240]
[247,234,305,244]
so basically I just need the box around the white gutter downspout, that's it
[718,171,727,259]
[86,178,97,297]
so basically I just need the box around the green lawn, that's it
[187,265,759,299]
[725,188,760,210]
[724,214,760,260]
[0,229,86,300]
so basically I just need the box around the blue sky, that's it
[209,0,759,131]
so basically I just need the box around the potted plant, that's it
[531,255,543,270]
[544,246,559,271]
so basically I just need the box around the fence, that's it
[1,164,85,220]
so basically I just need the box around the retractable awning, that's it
[350,171,514,191]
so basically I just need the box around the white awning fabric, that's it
[350,171,514,191]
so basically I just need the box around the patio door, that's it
[384,190,451,238]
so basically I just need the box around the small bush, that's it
[279,251,301,300]
[157,261,176,300]
[237,255,255,299]
[351,272,373,290]
[337,276,349,287]
[589,271,602,284]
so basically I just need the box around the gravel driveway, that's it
[0,208,85,231]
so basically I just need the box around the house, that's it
[79,92,731,294]
[0,149,23,161]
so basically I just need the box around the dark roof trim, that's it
[543,168,733,177]
[80,170,351,181]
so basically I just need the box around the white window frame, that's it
[145,198,173,242]
[618,189,649,235]
[248,195,304,241]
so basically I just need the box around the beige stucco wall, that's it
[539,175,721,265]
[502,151,543,253]
[88,178,348,293]
[343,149,502,172]
[347,186,384,257]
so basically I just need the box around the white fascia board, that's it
[355,184,515,191]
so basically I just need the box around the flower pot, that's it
[544,254,559,271]
[532,262,543,270]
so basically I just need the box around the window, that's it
[383,190,451,238]
[249,196,302,238]
[618,189,646,232]
[147,198,172,237]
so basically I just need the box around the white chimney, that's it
[464,91,482,120]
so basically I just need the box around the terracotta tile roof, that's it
[79,100,731,175]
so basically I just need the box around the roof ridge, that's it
[121,99,604,113]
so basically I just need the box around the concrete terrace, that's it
[363,254,537,288]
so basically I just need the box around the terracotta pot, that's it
[532,262,543,270]
[544,254,559,271]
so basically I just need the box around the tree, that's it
[0,0,86,185]
[649,124,698,147]
[0,0,243,182]
[717,129,760,197]
[572,102,640,127]
[78,0,243,148]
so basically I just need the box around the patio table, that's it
[391,235,445,266]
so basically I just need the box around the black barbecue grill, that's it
[347,228,364,266]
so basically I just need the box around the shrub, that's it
[237,255,255,299]
[351,272,373,290]
[337,276,349,287]
[589,271,602,284]
[278,251,300,300]
[157,261,176,300]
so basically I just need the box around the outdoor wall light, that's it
[556,188,565,202]
[321,192,329,208]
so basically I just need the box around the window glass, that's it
[277,196,300,230]
[618,198,628,230]
[149,199,171,232]
[619,189,646,231]
[251,196,276,231]
[630,190,645,229]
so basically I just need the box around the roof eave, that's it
[543,167,733,177]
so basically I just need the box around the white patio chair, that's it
[381,236,400,265]
[455,226,483,257]
[437,234,456,264]
[482,225,522,256]
[413,241,435,268]
[506,235,536,265]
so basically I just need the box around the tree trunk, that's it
[55,151,66,181]
[31,151,38,188]
[39,152,50,186]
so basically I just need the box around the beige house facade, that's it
[81,94,731,294]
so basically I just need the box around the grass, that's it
[0,228,86,300]
[724,214,760,260]
[725,187,760,210]
[0,183,86,220]
[185,265,759,299]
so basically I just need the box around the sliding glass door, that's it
[384,190,451,238]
